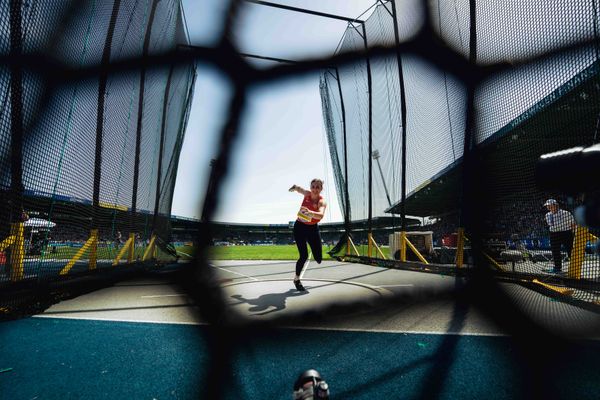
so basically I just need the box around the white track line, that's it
[377,284,414,288]
[212,265,259,281]
[32,315,516,338]
[299,251,312,279]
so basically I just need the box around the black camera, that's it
[293,369,330,400]
[535,143,600,229]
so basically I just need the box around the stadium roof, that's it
[386,60,600,217]
[171,215,421,235]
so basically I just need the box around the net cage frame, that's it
[2,0,600,399]
[0,0,195,297]
[318,0,600,306]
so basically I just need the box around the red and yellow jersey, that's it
[297,195,323,225]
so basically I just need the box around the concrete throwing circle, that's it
[222,278,393,321]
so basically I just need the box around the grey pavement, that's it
[35,259,600,338]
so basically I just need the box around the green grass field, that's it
[176,244,390,261]
[29,244,390,262]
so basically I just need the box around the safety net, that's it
[320,0,600,306]
[0,0,195,304]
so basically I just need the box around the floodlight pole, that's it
[359,22,374,236]
[373,150,392,207]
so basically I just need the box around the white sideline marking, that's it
[212,265,259,281]
[32,315,514,338]
[377,284,414,288]
[299,251,312,279]
[141,294,187,298]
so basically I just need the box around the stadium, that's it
[2,1,600,399]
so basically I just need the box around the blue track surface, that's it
[2,317,600,399]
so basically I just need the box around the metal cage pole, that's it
[388,0,409,232]
[456,0,478,267]
[9,0,25,281]
[131,0,159,244]
[334,67,352,238]
[89,0,122,270]
[153,64,175,228]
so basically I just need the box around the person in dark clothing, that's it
[289,179,327,291]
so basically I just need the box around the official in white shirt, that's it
[543,198,576,274]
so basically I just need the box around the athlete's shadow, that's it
[231,289,309,316]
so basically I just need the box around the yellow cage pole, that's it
[568,226,598,280]
[0,235,16,252]
[348,235,360,256]
[461,231,504,271]
[9,222,24,282]
[483,251,505,271]
[369,235,387,259]
[367,232,373,258]
[127,233,135,264]
[405,236,429,264]
[532,279,574,296]
[113,235,134,266]
[455,228,465,268]
[60,235,95,275]
[143,235,157,261]
[88,229,98,271]
[400,231,407,262]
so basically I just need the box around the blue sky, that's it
[173,0,378,223]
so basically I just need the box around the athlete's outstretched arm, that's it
[288,184,310,196]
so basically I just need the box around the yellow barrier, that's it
[532,279,574,296]
[347,236,360,256]
[0,223,25,281]
[0,235,16,252]
[483,251,505,271]
[461,232,505,271]
[89,229,98,271]
[9,223,25,281]
[142,235,157,261]
[127,233,135,263]
[60,229,98,275]
[393,232,428,264]
[569,226,598,279]
[400,231,407,262]
[456,227,465,268]
[405,236,429,264]
[368,233,387,260]
[112,233,135,266]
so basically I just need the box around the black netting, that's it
[0,0,195,288]
[2,0,600,398]
[320,0,600,304]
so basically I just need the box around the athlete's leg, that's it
[307,225,323,264]
[293,221,308,276]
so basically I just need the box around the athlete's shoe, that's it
[293,279,306,291]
